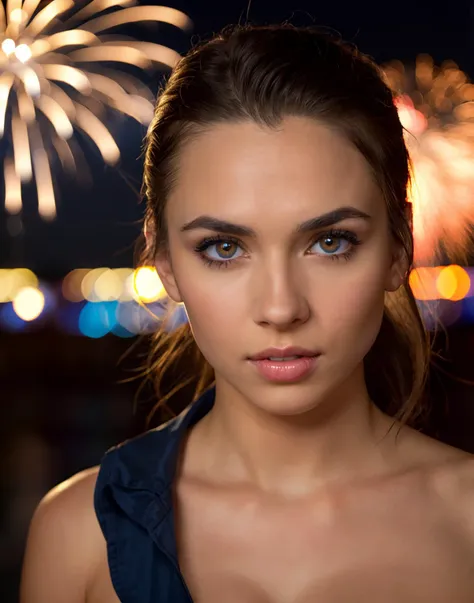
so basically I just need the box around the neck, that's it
[186,368,404,499]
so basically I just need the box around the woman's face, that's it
[156,116,404,415]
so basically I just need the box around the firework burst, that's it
[382,55,474,265]
[0,0,192,220]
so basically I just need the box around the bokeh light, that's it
[114,269,135,301]
[116,299,164,334]
[81,268,109,302]
[12,286,45,321]
[0,302,27,331]
[409,267,442,300]
[116,301,142,334]
[133,267,166,303]
[94,269,123,301]
[165,303,189,332]
[395,95,428,135]
[437,298,464,327]
[436,265,471,301]
[416,299,440,331]
[2,264,471,336]
[63,268,137,303]
[79,301,118,338]
[62,269,89,302]
[0,268,38,302]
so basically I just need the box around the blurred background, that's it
[1,0,474,600]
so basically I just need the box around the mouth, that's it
[248,347,321,362]
[264,355,311,361]
[247,354,320,383]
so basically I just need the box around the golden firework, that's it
[383,55,474,265]
[0,0,192,219]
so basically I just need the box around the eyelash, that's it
[193,229,362,269]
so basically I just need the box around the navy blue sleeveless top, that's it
[94,386,216,602]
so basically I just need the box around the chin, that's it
[248,382,329,418]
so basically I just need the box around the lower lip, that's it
[249,356,319,383]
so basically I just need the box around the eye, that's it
[207,240,243,260]
[312,234,350,256]
[194,236,245,265]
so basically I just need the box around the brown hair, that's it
[137,22,431,430]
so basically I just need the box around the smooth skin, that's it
[20,117,474,603]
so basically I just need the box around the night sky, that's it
[1,0,472,276]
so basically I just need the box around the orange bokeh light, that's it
[395,95,428,136]
[409,267,442,300]
[436,265,470,301]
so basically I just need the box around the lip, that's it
[248,355,320,383]
[248,346,320,361]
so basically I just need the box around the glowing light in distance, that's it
[116,299,163,334]
[10,9,27,25]
[395,96,427,136]
[133,267,165,302]
[0,268,39,302]
[0,1,192,220]
[15,44,32,63]
[79,301,118,338]
[81,268,109,302]
[63,267,154,302]
[12,286,45,321]
[409,267,442,300]
[93,269,123,301]
[115,268,135,301]
[436,265,470,301]
[62,269,89,302]
[2,39,15,56]
[383,56,474,264]
[438,298,463,326]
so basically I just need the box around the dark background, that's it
[1,0,474,601]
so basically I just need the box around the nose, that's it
[252,260,311,329]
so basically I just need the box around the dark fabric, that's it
[94,386,216,602]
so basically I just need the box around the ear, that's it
[155,250,183,304]
[144,219,154,255]
[143,219,183,304]
[385,241,408,292]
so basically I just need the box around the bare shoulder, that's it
[39,465,101,514]
[32,465,103,547]
[428,447,474,515]
[391,417,473,471]
[391,420,474,497]
[409,433,474,541]
[20,466,105,603]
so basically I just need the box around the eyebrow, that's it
[180,206,372,237]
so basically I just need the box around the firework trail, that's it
[383,55,474,265]
[0,0,192,219]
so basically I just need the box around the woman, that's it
[20,23,474,603]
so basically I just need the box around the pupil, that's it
[218,242,235,257]
[322,237,340,252]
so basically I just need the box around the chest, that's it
[174,481,474,603]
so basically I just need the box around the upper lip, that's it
[248,346,320,360]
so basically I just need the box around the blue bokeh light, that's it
[79,301,119,338]
[0,303,28,332]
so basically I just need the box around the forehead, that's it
[167,116,383,226]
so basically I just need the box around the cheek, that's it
[321,266,387,358]
[175,276,240,366]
